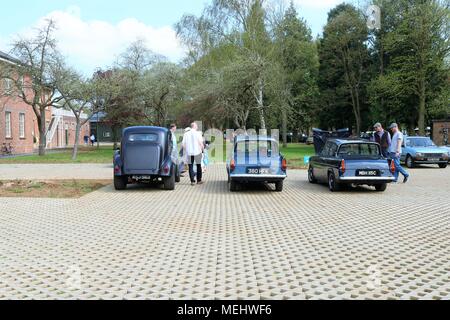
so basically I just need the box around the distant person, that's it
[389,123,409,183]
[371,123,391,158]
[90,134,96,146]
[83,135,89,146]
[182,123,204,186]
[170,124,178,154]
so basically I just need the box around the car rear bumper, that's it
[338,176,395,184]
[230,174,286,182]
[413,159,448,164]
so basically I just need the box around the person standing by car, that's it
[371,123,391,158]
[389,123,409,183]
[182,122,205,185]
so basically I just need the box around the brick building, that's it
[1,50,90,155]
[432,119,450,146]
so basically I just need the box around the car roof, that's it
[123,126,168,135]
[235,135,278,143]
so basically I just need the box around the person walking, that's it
[371,123,391,158]
[170,124,178,154]
[182,122,205,185]
[90,134,96,147]
[389,123,409,183]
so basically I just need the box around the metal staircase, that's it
[46,115,62,148]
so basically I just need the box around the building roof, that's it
[0,50,20,65]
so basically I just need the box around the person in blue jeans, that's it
[389,123,409,183]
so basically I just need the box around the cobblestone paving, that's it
[0,164,449,300]
[0,164,112,180]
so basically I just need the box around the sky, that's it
[0,0,347,75]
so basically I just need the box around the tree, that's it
[58,68,101,160]
[176,0,280,131]
[2,19,64,155]
[319,4,370,134]
[274,2,319,145]
[370,0,450,133]
[140,62,184,126]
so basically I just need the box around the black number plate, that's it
[356,170,380,177]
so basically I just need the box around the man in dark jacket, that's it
[371,123,391,157]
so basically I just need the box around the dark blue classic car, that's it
[226,136,287,192]
[308,135,395,192]
[113,126,181,191]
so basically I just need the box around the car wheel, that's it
[406,155,415,168]
[328,172,341,192]
[114,176,127,190]
[163,166,176,190]
[275,181,283,192]
[375,183,387,192]
[230,180,240,192]
[308,166,317,184]
[439,163,448,169]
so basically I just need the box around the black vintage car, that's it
[113,126,181,191]
[308,129,395,192]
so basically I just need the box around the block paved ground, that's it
[0,164,449,300]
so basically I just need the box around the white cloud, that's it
[293,0,343,9]
[28,6,185,74]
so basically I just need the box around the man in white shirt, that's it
[389,123,409,183]
[182,122,204,185]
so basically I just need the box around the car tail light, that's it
[114,165,120,174]
[281,158,287,171]
[163,165,170,174]
[340,160,346,174]
[390,159,396,174]
[230,159,236,172]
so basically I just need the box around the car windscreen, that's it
[128,133,158,143]
[406,138,435,147]
[338,143,380,157]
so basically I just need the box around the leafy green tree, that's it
[318,4,370,134]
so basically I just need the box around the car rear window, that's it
[338,143,380,157]
[235,140,278,157]
[128,133,158,142]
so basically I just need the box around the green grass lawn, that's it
[280,143,315,168]
[0,143,315,168]
[0,147,114,164]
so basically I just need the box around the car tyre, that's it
[308,166,317,184]
[230,180,240,192]
[375,183,387,192]
[275,181,284,192]
[439,163,447,169]
[328,172,341,192]
[406,155,415,168]
[114,176,127,191]
[163,166,176,190]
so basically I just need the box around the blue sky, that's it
[0,0,346,74]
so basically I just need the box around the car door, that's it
[322,142,339,178]
[315,142,332,182]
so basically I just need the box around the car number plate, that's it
[428,158,439,162]
[357,170,379,177]
[247,168,270,175]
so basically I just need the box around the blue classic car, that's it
[401,136,449,168]
[308,138,395,192]
[113,126,181,191]
[226,136,287,192]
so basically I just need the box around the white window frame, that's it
[3,79,13,95]
[5,111,12,138]
[19,113,25,138]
